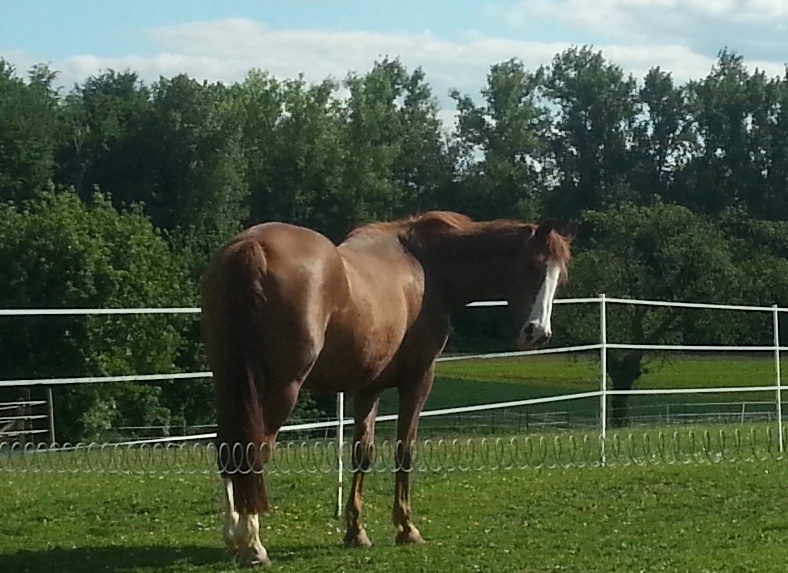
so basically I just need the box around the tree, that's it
[0,60,61,202]
[239,70,348,239]
[541,47,639,218]
[630,67,696,203]
[450,59,547,220]
[680,51,786,218]
[56,70,152,203]
[377,63,455,216]
[143,75,249,276]
[562,200,765,425]
[0,189,196,440]
[338,59,454,234]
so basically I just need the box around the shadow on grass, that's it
[0,542,345,572]
[0,545,223,573]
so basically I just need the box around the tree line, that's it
[2,47,788,438]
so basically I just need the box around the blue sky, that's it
[2,0,787,116]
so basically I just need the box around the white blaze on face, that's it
[519,258,562,346]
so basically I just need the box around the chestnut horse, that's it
[201,211,573,566]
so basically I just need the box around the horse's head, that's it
[507,220,574,350]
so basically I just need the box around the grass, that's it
[434,353,784,398]
[4,355,788,572]
[3,456,788,572]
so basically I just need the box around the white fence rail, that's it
[0,295,785,458]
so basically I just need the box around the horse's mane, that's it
[345,211,572,265]
[345,211,472,239]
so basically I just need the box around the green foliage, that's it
[146,75,249,266]
[0,60,61,202]
[56,70,152,203]
[451,59,547,219]
[0,189,196,440]
[559,200,788,424]
[542,47,639,217]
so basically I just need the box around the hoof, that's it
[395,527,425,545]
[237,546,272,568]
[344,528,373,548]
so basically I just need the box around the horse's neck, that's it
[420,233,517,308]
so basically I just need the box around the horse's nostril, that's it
[523,324,535,338]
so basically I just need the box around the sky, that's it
[2,0,788,117]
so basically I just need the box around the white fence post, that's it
[335,391,345,518]
[600,293,607,466]
[773,305,784,453]
[46,388,56,444]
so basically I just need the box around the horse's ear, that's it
[560,221,579,241]
[536,219,557,241]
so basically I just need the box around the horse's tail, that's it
[206,239,270,515]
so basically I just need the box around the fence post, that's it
[600,293,607,466]
[335,391,345,518]
[46,387,56,444]
[773,305,784,453]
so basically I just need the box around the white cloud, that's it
[12,17,786,110]
[505,0,788,45]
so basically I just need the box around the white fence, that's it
[0,295,785,460]
[0,399,50,440]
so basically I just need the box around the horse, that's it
[200,210,574,566]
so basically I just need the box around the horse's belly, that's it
[303,325,405,393]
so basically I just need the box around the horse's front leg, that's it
[392,440,425,544]
[344,390,381,547]
[392,365,435,545]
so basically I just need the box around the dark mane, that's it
[346,212,572,275]
[344,211,473,242]
[476,219,572,265]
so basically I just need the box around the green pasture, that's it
[329,351,786,445]
[433,352,783,404]
[371,353,787,424]
[2,453,788,573]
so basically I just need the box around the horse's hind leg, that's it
[392,365,436,545]
[343,389,381,547]
[218,364,309,566]
[221,477,241,559]
[232,378,303,567]
[221,474,271,567]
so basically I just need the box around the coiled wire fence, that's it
[2,425,786,475]
[2,296,788,483]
